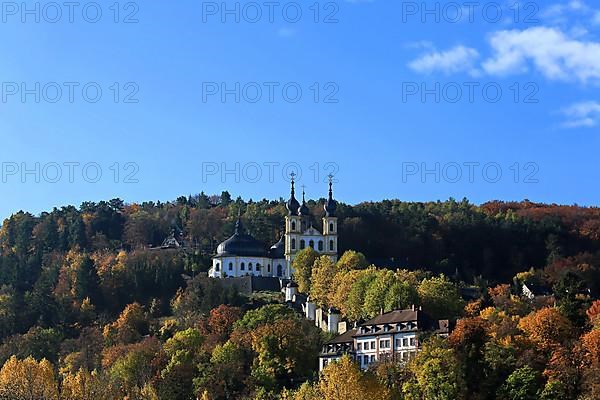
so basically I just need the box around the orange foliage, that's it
[518,308,573,351]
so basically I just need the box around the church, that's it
[208,176,338,279]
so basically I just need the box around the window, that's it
[329,240,334,251]
[309,240,314,249]
[323,359,328,367]
[380,340,390,349]
[291,221,296,231]
[241,263,245,271]
[256,263,261,271]
[228,262,233,271]
[409,338,416,347]
[267,264,271,273]
[329,222,334,232]
[291,239,296,250]
[277,264,283,277]
[363,355,369,365]
[300,240,305,250]
[402,338,408,347]
[215,263,220,272]
[318,240,323,251]
[370,355,375,363]
[371,341,376,350]
[248,263,253,271]
[357,343,362,351]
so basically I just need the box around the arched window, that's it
[256,263,261,271]
[229,262,233,271]
[318,240,324,251]
[241,262,245,271]
[329,240,334,251]
[291,239,296,250]
[300,240,305,250]
[267,264,271,273]
[215,262,220,272]
[277,264,283,277]
[291,221,296,231]
[309,240,315,249]
[329,222,334,232]
[248,263,253,271]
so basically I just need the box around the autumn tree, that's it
[292,248,318,294]
[309,256,337,307]
[103,302,149,345]
[61,368,120,400]
[317,356,389,400]
[335,250,367,272]
[518,307,573,352]
[0,356,59,400]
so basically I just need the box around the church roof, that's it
[269,235,285,258]
[215,217,268,257]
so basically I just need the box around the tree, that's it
[449,317,488,397]
[194,341,249,400]
[103,303,149,345]
[61,369,120,400]
[418,275,464,320]
[0,356,59,399]
[499,366,541,400]
[292,248,318,294]
[518,307,573,351]
[336,250,367,272]
[310,256,336,307]
[317,356,389,400]
[249,318,321,390]
[402,338,465,400]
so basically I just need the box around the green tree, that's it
[402,338,465,400]
[499,366,541,400]
[418,275,464,320]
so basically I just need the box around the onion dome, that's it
[286,175,300,216]
[269,234,285,258]
[298,189,310,216]
[324,176,338,217]
[216,216,268,257]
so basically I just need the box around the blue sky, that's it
[1,0,599,219]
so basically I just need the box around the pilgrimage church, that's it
[208,175,338,279]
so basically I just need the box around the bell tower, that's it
[322,175,338,262]
[285,173,301,262]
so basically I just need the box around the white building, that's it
[319,308,450,371]
[208,176,338,279]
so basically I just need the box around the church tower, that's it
[284,173,301,262]
[322,175,338,262]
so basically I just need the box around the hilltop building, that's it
[318,308,451,371]
[208,175,338,279]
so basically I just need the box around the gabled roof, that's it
[362,309,419,326]
[326,328,357,344]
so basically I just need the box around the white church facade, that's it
[208,176,338,279]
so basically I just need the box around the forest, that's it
[0,192,598,399]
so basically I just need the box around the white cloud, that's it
[543,0,590,19]
[408,45,480,76]
[561,101,600,128]
[593,11,600,24]
[482,27,600,84]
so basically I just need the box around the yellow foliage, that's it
[61,368,120,400]
[317,356,389,400]
[0,356,59,400]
